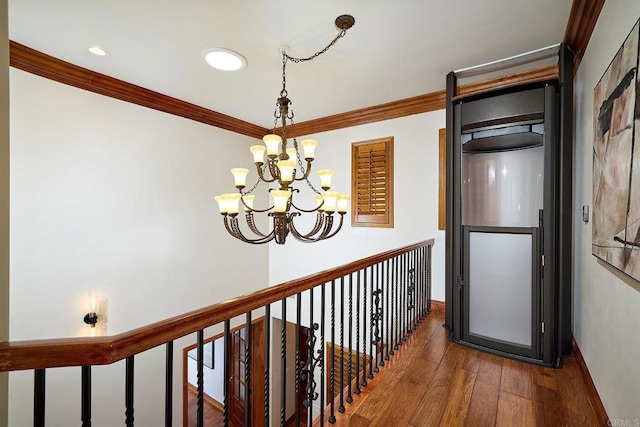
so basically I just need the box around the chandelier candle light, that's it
[215,15,355,244]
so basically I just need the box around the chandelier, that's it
[215,15,355,244]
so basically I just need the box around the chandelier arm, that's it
[289,212,325,240]
[246,212,268,237]
[238,194,274,214]
[224,214,276,244]
[321,213,345,240]
[293,160,313,181]
[290,199,323,213]
[267,160,281,181]
[256,163,278,184]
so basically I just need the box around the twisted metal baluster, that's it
[346,274,354,403]
[354,270,361,395]
[329,280,336,423]
[338,276,346,413]
[280,298,287,427]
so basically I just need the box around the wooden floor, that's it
[188,308,600,426]
[335,308,600,427]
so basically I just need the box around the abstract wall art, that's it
[593,18,640,282]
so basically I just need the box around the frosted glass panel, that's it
[469,231,532,347]
[462,146,543,227]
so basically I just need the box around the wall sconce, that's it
[83,311,98,327]
[84,295,108,336]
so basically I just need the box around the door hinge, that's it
[456,276,465,289]
[541,322,545,334]
[541,255,545,267]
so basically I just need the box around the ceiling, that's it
[8,1,573,129]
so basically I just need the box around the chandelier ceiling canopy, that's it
[215,15,355,245]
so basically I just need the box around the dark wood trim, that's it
[282,65,557,137]
[8,41,269,139]
[0,239,434,372]
[430,300,445,313]
[10,40,558,140]
[563,0,606,70]
[572,337,609,426]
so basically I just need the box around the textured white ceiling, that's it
[8,0,573,128]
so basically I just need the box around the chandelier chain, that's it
[280,28,347,97]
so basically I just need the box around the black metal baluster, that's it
[34,368,45,427]
[402,253,407,343]
[394,256,399,352]
[196,330,204,427]
[385,259,391,362]
[125,356,134,427]
[295,294,301,427]
[307,288,314,427]
[428,245,432,312]
[81,366,91,427]
[245,312,252,427]
[411,252,416,331]
[346,274,354,403]
[368,266,374,380]
[375,263,382,371]
[361,268,368,388]
[281,298,287,427]
[419,247,425,320]
[404,253,410,342]
[320,283,326,427]
[417,248,423,321]
[223,320,231,427]
[165,342,173,427]
[338,276,346,413]
[329,280,336,423]
[354,271,361,395]
[264,305,271,427]
[420,248,424,318]
[390,257,396,356]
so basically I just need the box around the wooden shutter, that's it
[351,137,394,227]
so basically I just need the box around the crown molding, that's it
[8,41,269,139]
[563,0,605,70]
[8,0,601,138]
[282,64,558,137]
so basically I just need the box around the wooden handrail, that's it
[0,239,434,372]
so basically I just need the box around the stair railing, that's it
[0,239,434,426]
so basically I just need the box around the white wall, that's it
[0,0,9,424]
[8,69,269,425]
[573,0,640,421]
[269,110,446,302]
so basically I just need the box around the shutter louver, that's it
[351,137,394,227]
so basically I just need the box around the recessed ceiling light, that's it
[202,48,247,71]
[86,45,110,57]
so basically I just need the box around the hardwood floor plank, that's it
[440,342,469,369]
[475,351,503,388]
[355,359,441,427]
[496,391,537,427]
[408,363,458,426]
[462,348,482,373]
[441,369,477,426]
[554,357,600,426]
[464,379,500,427]
[532,364,558,391]
[417,321,451,364]
[500,358,534,400]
